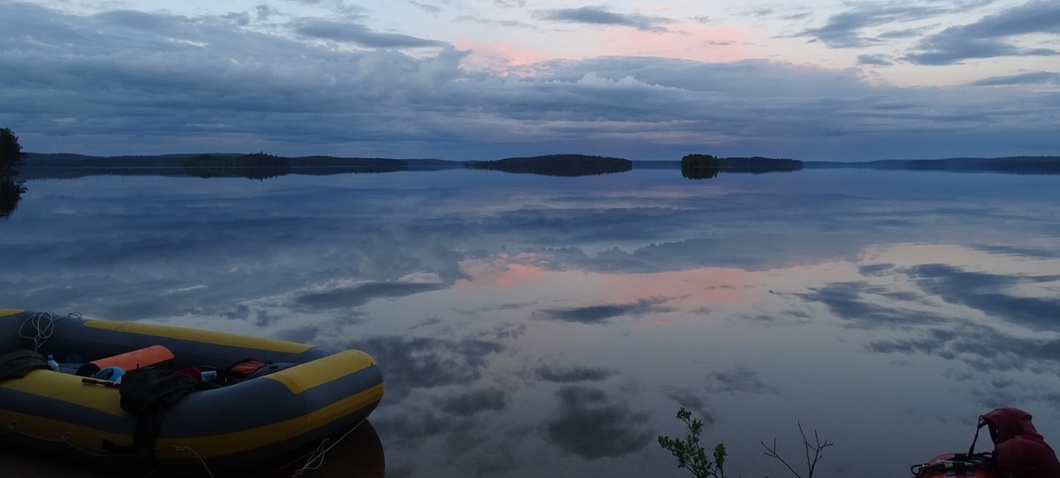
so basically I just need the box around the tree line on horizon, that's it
[5,123,1059,184]
[465,154,633,177]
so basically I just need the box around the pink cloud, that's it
[602,22,753,63]
[454,39,569,75]
[455,254,755,309]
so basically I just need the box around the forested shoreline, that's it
[15,152,1060,180]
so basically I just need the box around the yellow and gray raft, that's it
[0,309,384,475]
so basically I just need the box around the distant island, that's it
[466,154,632,177]
[20,152,410,180]
[680,154,804,179]
[13,152,1060,181]
[806,156,1060,174]
[183,153,406,179]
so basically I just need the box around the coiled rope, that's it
[17,311,81,352]
[18,311,55,352]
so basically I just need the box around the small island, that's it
[465,154,633,177]
[680,154,803,179]
[184,153,407,179]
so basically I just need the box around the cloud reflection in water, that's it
[1,170,1058,478]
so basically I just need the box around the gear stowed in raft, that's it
[0,309,384,476]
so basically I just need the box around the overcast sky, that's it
[1,0,1058,161]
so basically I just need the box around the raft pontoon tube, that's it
[0,309,384,475]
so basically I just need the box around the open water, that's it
[1,166,1059,478]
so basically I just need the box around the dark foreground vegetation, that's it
[1,128,27,218]
[659,408,831,478]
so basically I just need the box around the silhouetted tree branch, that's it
[760,422,833,478]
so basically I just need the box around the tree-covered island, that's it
[681,154,804,179]
[184,153,410,179]
[681,154,721,179]
[466,154,633,176]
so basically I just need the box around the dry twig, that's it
[760,422,833,478]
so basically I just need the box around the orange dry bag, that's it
[75,345,175,377]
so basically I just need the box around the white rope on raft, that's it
[160,419,369,478]
[167,445,216,478]
[17,311,81,352]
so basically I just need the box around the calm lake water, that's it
[2,167,1059,478]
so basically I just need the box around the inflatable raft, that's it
[911,453,998,478]
[0,309,384,475]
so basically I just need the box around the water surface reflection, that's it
[1,169,1058,478]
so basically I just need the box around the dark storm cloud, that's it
[904,1,1060,65]
[535,297,673,324]
[537,6,672,32]
[294,19,445,47]
[544,386,654,460]
[906,264,1060,330]
[535,364,617,383]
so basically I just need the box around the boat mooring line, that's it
[167,445,216,478]
[288,419,366,477]
[2,421,123,458]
